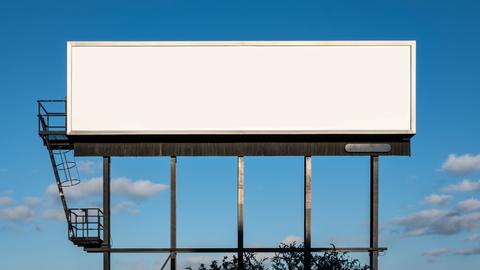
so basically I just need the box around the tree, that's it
[185,242,369,270]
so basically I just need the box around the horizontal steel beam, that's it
[74,141,409,156]
[85,247,387,253]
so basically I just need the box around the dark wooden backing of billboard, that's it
[72,135,411,156]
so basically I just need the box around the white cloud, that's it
[442,154,480,173]
[46,177,103,201]
[457,198,480,212]
[42,208,65,221]
[112,201,139,215]
[422,246,480,257]
[46,176,167,201]
[442,179,480,193]
[424,194,452,205]
[23,197,41,206]
[454,247,480,256]
[393,209,480,236]
[465,234,480,242]
[77,160,100,174]
[422,248,450,257]
[0,206,34,222]
[0,196,15,206]
[111,177,167,200]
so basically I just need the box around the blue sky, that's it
[1,0,480,269]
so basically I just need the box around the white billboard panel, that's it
[67,41,415,135]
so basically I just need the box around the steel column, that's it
[304,156,312,270]
[170,157,177,270]
[370,156,379,270]
[237,156,245,270]
[103,156,111,270]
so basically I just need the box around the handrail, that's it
[68,208,104,241]
[69,207,104,213]
[37,100,67,136]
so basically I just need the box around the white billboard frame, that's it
[67,41,416,136]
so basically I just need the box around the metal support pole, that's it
[103,156,111,270]
[370,156,379,270]
[304,156,312,270]
[170,157,177,270]
[237,156,244,270]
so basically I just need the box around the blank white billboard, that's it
[67,41,415,135]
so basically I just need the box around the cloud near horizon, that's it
[23,197,41,206]
[423,246,480,258]
[422,247,450,257]
[442,179,480,193]
[0,196,15,206]
[454,247,480,256]
[76,160,100,174]
[424,194,452,205]
[112,201,140,215]
[456,198,480,212]
[0,205,35,222]
[396,157,480,257]
[42,208,65,221]
[392,207,480,236]
[0,177,166,224]
[46,176,168,201]
[465,234,480,242]
[441,154,480,173]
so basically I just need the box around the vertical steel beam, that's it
[170,157,177,270]
[237,156,245,270]
[370,156,379,270]
[103,156,111,270]
[304,156,312,270]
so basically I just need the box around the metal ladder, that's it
[43,131,79,237]
[38,99,103,247]
[38,100,79,237]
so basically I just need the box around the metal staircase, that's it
[38,100,103,248]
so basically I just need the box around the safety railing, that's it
[68,208,104,240]
[37,99,67,134]
[37,99,72,149]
